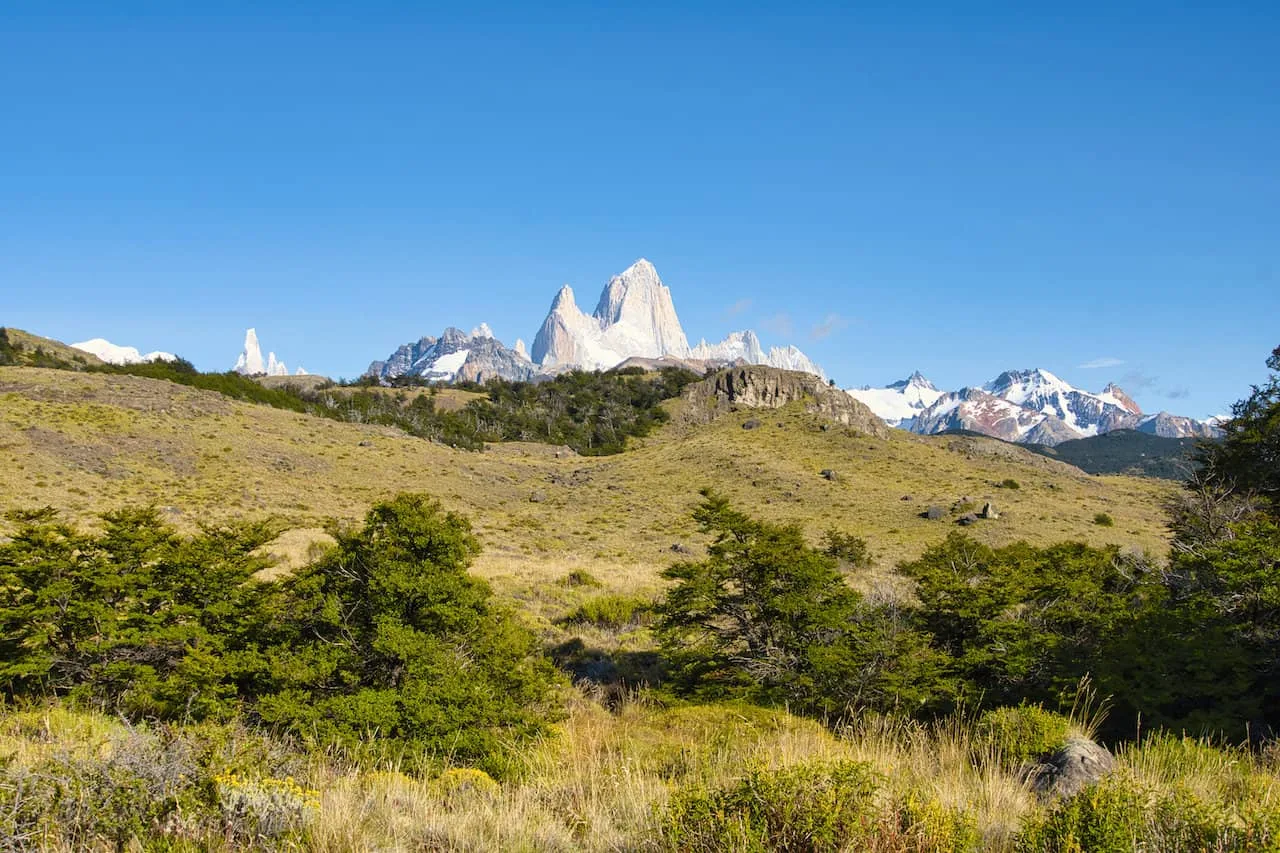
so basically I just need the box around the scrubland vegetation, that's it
[0,343,1278,849]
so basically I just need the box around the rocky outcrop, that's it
[233,329,289,377]
[683,366,890,437]
[1136,411,1223,439]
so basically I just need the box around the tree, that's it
[242,494,561,772]
[1198,344,1280,515]
[656,491,940,715]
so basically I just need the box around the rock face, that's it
[1028,737,1116,799]
[531,259,691,370]
[529,259,826,379]
[233,329,289,377]
[366,326,536,384]
[683,366,890,437]
[1136,411,1222,440]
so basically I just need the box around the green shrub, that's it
[659,761,883,852]
[1016,775,1280,853]
[892,791,983,852]
[558,569,603,588]
[821,529,871,568]
[1094,512,1115,527]
[559,594,655,628]
[999,478,1021,490]
[973,705,1071,766]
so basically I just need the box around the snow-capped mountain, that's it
[367,325,537,383]
[529,259,825,378]
[531,259,691,369]
[71,338,176,365]
[847,371,944,429]
[233,329,294,377]
[877,367,1222,446]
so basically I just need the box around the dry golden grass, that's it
[0,365,1174,610]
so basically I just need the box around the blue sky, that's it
[2,2,1276,417]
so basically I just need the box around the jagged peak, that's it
[550,284,577,310]
[469,323,495,340]
[889,370,937,391]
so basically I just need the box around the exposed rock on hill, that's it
[683,365,890,437]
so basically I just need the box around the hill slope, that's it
[0,366,1174,597]
[1026,428,1206,479]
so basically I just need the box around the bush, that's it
[558,594,655,628]
[999,479,1021,490]
[973,705,1071,766]
[1016,774,1280,852]
[1094,512,1115,527]
[821,529,871,568]
[658,761,883,852]
[558,568,603,588]
[215,772,320,842]
[245,494,563,775]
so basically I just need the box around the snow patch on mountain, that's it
[847,372,943,428]
[367,326,536,384]
[71,338,176,365]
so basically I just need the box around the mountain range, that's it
[233,328,306,377]
[365,259,825,383]
[849,368,1221,445]
[71,338,176,366]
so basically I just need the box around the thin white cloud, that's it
[1078,357,1125,369]
[760,312,794,339]
[810,313,849,341]
[723,298,753,319]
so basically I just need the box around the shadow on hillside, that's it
[548,638,666,709]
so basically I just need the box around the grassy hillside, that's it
[0,327,103,369]
[0,365,1173,600]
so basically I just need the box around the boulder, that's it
[1027,737,1116,799]
[742,418,762,430]
[980,501,999,519]
[958,513,979,526]
[529,491,547,503]
[922,505,946,521]
[820,469,839,481]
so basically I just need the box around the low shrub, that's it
[559,568,603,588]
[999,479,1021,490]
[559,594,655,629]
[658,761,883,852]
[1093,512,1115,527]
[1016,774,1280,852]
[215,771,320,842]
[973,705,1071,767]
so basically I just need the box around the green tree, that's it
[657,491,940,715]
[1198,344,1280,514]
[242,494,561,772]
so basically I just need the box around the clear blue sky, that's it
[3,2,1276,417]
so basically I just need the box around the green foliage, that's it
[821,528,871,568]
[558,568,603,588]
[0,495,563,775]
[1199,344,1280,513]
[243,494,562,774]
[1093,512,1115,527]
[999,478,1021,489]
[0,506,276,719]
[558,594,655,628]
[0,327,15,365]
[657,491,943,715]
[658,761,883,852]
[1016,774,1280,852]
[901,533,1164,725]
[973,705,1070,766]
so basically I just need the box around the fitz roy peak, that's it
[531,259,691,369]
[233,329,305,377]
[369,258,828,383]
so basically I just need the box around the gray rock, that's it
[358,440,374,447]
[820,469,839,481]
[1027,737,1116,799]
[670,543,693,555]
[958,513,979,526]
[742,418,762,430]
[980,501,999,519]
[922,505,946,520]
[529,491,546,503]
